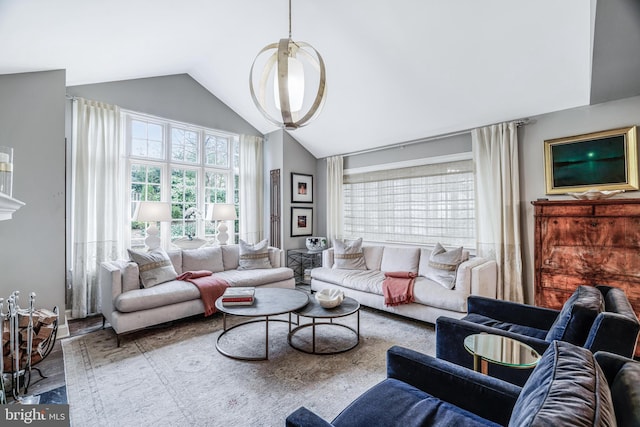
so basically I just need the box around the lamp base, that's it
[145,224,161,250]
[217,222,229,245]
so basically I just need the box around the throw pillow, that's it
[238,239,272,270]
[182,246,224,273]
[508,341,616,427]
[128,247,178,288]
[545,285,603,344]
[332,238,367,270]
[424,243,466,289]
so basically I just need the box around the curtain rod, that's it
[332,118,530,159]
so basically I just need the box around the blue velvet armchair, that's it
[286,341,639,426]
[436,284,639,386]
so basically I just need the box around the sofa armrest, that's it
[467,295,559,330]
[386,346,521,426]
[322,248,334,268]
[585,312,640,358]
[268,246,284,268]
[469,258,497,298]
[99,261,123,321]
[286,407,335,427]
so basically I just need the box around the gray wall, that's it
[520,94,640,303]
[0,70,67,329]
[67,74,261,136]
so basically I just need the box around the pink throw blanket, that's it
[383,271,417,306]
[177,270,230,316]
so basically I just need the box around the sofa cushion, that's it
[508,341,616,427]
[238,239,272,270]
[117,261,141,293]
[422,243,466,289]
[380,247,420,273]
[333,238,367,270]
[462,313,549,340]
[413,277,469,313]
[609,362,640,426]
[332,378,500,427]
[167,250,183,275]
[545,285,603,345]
[363,245,384,270]
[214,267,293,287]
[182,246,224,273]
[114,279,201,312]
[128,248,178,288]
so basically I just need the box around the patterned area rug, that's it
[62,307,435,427]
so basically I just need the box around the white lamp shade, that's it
[206,203,237,221]
[134,201,172,222]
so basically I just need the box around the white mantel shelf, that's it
[0,192,25,221]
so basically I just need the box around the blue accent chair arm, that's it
[467,295,559,330]
[386,346,521,425]
[286,407,335,427]
[436,316,550,386]
[585,312,640,358]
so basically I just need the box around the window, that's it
[126,112,239,249]
[343,158,475,248]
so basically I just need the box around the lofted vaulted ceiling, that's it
[0,0,637,158]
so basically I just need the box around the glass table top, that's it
[464,333,541,369]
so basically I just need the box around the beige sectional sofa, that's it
[100,244,295,345]
[311,244,497,324]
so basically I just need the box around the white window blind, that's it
[343,159,475,247]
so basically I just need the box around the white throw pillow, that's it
[238,239,273,270]
[332,238,367,270]
[182,246,224,273]
[424,243,466,289]
[128,247,178,288]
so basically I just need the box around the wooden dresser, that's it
[533,199,640,355]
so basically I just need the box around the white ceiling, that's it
[0,0,593,158]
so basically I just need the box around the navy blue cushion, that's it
[610,362,640,426]
[463,313,548,340]
[545,285,603,344]
[509,341,616,427]
[332,378,500,427]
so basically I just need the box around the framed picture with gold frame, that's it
[544,126,639,194]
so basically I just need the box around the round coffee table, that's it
[463,333,541,374]
[288,296,360,355]
[215,287,309,361]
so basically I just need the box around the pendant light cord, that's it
[288,0,292,38]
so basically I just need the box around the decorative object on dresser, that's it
[533,198,640,356]
[544,126,638,194]
[305,236,327,252]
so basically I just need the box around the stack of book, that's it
[221,287,255,306]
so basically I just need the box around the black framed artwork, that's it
[291,172,313,203]
[291,207,313,237]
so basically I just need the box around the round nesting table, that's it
[288,296,360,355]
[215,288,309,361]
[463,333,541,375]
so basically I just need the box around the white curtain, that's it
[472,122,524,302]
[70,98,124,318]
[239,134,264,243]
[326,155,344,244]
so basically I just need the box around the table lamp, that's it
[207,203,237,245]
[134,201,172,249]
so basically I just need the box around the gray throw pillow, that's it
[238,239,272,270]
[332,238,367,270]
[424,243,466,289]
[128,247,178,288]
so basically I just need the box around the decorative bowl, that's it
[315,288,344,308]
[567,190,624,200]
[306,237,328,252]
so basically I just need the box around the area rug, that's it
[62,308,435,427]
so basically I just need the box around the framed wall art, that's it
[291,207,313,237]
[291,172,313,203]
[544,126,639,194]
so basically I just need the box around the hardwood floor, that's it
[5,314,105,403]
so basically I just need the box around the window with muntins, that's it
[125,112,239,249]
[343,159,475,248]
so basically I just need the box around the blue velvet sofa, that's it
[436,284,639,386]
[286,341,639,427]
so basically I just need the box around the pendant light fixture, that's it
[249,0,327,130]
